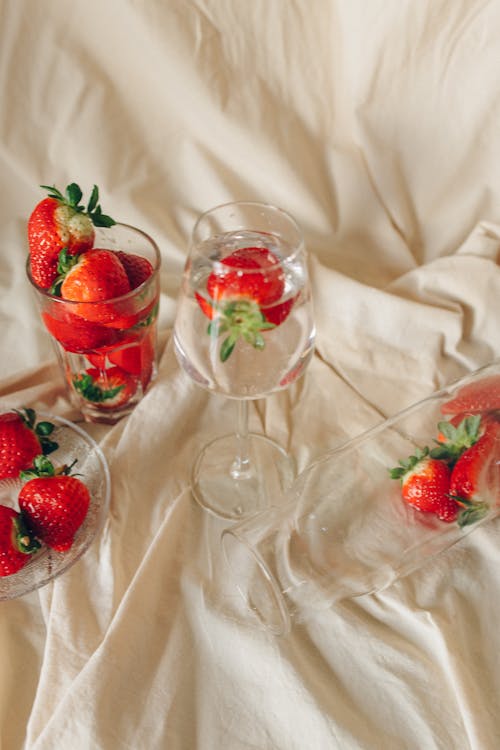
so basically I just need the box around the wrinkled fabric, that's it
[1,1,500,748]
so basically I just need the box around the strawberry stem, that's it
[14,514,41,554]
[73,373,124,403]
[20,454,78,480]
[207,299,276,362]
[49,247,81,296]
[40,182,115,228]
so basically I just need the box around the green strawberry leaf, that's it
[388,447,429,480]
[14,514,41,554]
[49,247,82,296]
[437,421,456,441]
[40,184,65,202]
[40,438,59,456]
[87,184,99,213]
[89,205,116,227]
[35,421,54,437]
[14,407,36,430]
[457,503,489,528]
[220,335,237,362]
[73,373,123,403]
[65,182,83,208]
[20,454,56,480]
[34,420,59,455]
[430,415,481,464]
[253,332,265,350]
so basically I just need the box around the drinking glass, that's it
[173,201,315,519]
[222,361,500,635]
[27,223,161,424]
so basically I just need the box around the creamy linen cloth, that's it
[1,1,500,748]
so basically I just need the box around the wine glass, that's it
[173,201,315,519]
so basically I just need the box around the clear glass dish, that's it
[222,360,500,635]
[0,411,110,599]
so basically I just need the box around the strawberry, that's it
[72,366,136,410]
[0,408,58,480]
[113,250,153,289]
[389,447,458,522]
[42,307,120,353]
[99,296,159,332]
[0,505,40,576]
[441,374,500,415]
[195,246,294,361]
[108,333,155,387]
[19,456,90,552]
[28,183,115,289]
[447,419,500,527]
[49,247,131,325]
[56,248,131,302]
[86,328,156,389]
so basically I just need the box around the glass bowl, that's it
[0,411,110,599]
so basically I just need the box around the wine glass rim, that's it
[192,201,305,267]
[25,221,162,305]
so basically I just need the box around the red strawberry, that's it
[19,456,90,552]
[50,248,131,325]
[28,183,115,289]
[0,408,58,480]
[113,250,154,289]
[0,505,40,576]
[448,419,500,526]
[59,248,130,302]
[390,447,458,522]
[109,333,155,388]
[99,296,159,331]
[42,307,120,353]
[441,374,500,415]
[72,366,136,410]
[195,246,294,361]
[86,329,156,390]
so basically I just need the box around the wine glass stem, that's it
[231,400,252,480]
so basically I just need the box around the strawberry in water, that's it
[28,183,115,289]
[19,456,90,552]
[42,307,119,354]
[0,408,58,480]
[49,247,131,325]
[56,248,130,302]
[72,366,136,410]
[441,374,500,415]
[389,448,458,522]
[86,328,156,390]
[113,250,154,289]
[448,419,500,527]
[0,505,40,576]
[196,246,294,361]
[107,332,155,389]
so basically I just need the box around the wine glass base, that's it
[191,433,295,520]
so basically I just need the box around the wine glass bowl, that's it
[173,201,315,519]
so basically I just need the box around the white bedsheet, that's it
[1,1,500,748]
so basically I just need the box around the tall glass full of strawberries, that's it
[173,201,315,519]
[26,183,161,424]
